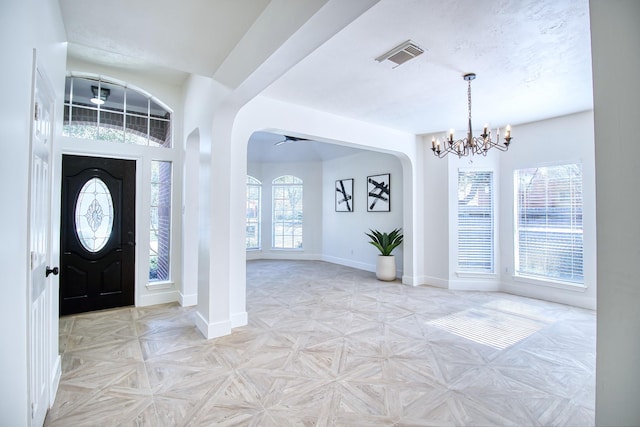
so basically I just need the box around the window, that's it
[458,171,494,273]
[246,176,261,249]
[272,175,303,249]
[514,164,583,284]
[150,161,172,281]
[63,74,172,148]
[75,177,114,253]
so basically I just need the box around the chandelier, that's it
[431,73,512,158]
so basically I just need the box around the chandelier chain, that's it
[468,79,472,121]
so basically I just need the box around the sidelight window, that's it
[149,161,172,281]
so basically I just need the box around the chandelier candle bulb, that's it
[449,129,454,143]
[483,124,488,135]
[432,137,436,150]
[506,125,511,139]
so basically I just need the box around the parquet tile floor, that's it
[45,260,596,426]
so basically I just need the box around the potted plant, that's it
[365,228,403,281]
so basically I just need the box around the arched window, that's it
[63,73,172,148]
[246,176,261,250]
[272,175,303,249]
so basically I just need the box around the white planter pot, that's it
[376,255,396,281]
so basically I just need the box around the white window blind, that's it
[458,171,494,273]
[514,164,583,284]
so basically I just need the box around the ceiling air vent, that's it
[375,40,424,68]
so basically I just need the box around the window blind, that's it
[514,164,583,284]
[458,171,494,273]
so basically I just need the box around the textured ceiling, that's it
[58,0,594,158]
[262,0,594,135]
[59,0,270,79]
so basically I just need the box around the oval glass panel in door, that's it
[74,177,114,252]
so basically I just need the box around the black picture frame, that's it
[335,178,354,212]
[367,173,390,212]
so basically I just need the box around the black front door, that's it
[60,155,135,315]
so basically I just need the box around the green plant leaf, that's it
[365,228,403,256]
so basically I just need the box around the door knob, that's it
[46,266,59,277]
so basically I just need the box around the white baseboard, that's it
[402,275,431,286]
[501,282,596,310]
[449,279,501,291]
[138,290,179,307]
[321,255,375,273]
[195,311,232,339]
[179,292,197,307]
[231,311,248,328]
[418,275,449,289]
[249,253,409,278]
[250,252,323,261]
[49,354,61,407]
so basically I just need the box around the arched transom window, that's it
[63,73,172,148]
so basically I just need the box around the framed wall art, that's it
[367,173,390,212]
[335,178,354,212]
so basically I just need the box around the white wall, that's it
[590,1,640,425]
[0,0,67,425]
[247,160,324,260]
[422,144,451,287]
[498,111,596,310]
[322,151,404,275]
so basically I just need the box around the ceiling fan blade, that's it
[274,135,309,146]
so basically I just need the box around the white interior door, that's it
[28,52,55,427]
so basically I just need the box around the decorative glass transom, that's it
[75,177,114,252]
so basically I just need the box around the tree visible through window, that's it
[458,171,494,273]
[272,175,303,249]
[514,164,583,284]
[246,176,261,249]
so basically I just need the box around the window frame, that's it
[246,176,262,250]
[513,163,584,286]
[457,169,495,274]
[271,175,303,250]
[63,73,173,148]
[149,160,173,283]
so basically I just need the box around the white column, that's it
[591,1,640,425]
